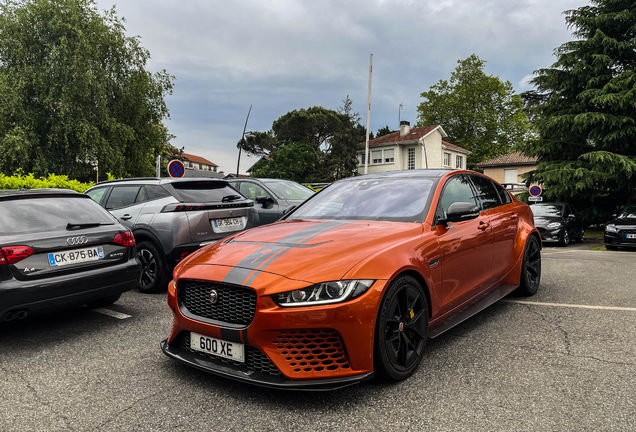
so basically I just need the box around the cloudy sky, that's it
[95,0,585,174]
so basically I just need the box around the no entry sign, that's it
[529,185,542,197]
[167,160,185,178]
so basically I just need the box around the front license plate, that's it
[190,332,245,363]
[626,234,636,239]
[211,216,246,233]
[48,246,104,267]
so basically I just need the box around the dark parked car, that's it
[0,189,140,322]
[604,205,636,250]
[226,178,314,225]
[530,202,584,246]
[85,178,259,293]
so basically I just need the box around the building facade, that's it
[359,122,470,174]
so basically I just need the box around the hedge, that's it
[0,174,94,193]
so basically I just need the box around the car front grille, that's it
[175,331,281,376]
[271,329,351,375]
[618,229,636,243]
[178,280,256,326]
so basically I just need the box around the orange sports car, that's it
[161,169,541,390]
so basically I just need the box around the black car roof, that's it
[0,188,83,201]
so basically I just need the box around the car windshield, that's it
[263,180,314,201]
[0,197,115,235]
[618,206,636,219]
[287,178,434,221]
[531,204,564,217]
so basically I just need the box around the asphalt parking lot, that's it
[1,243,635,431]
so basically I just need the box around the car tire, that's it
[575,230,584,243]
[86,294,121,308]
[559,230,570,247]
[516,235,541,296]
[137,241,167,293]
[605,245,618,251]
[374,275,429,382]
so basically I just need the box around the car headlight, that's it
[273,280,375,307]
[605,224,618,233]
[547,222,562,229]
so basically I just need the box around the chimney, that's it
[400,120,410,137]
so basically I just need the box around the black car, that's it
[0,189,140,322]
[604,205,636,250]
[530,202,584,246]
[226,178,314,225]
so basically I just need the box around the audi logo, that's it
[66,236,89,246]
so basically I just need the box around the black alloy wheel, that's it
[559,230,570,247]
[136,241,167,293]
[517,235,541,296]
[374,275,429,381]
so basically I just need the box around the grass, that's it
[585,229,604,240]
[588,244,607,251]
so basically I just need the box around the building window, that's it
[408,148,415,170]
[384,149,394,163]
[456,155,463,169]
[372,150,382,164]
[360,153,366,165]
[504,169,518,184]
[443,152,451,167]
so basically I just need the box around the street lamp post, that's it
[236,105,253,178]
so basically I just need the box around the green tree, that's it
[376,125,392,138]
[416,54,532,168]
[239,97,365,182]
[523,0,636,222]
[0,0,178,180]
[251,141,316,182]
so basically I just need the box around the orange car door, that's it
[469,175,519,282]
[433,174,494,315]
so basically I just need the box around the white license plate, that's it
[627,234,636,239]
[211,216,246,233]
[48,246,104,267]
[190,332,244,363]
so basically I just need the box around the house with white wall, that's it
[359,121,471,173]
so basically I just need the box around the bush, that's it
[0,173,94,192]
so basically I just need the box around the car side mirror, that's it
[439,202,480,224]
[255,196,268,204]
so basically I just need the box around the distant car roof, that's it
[89,177,228,187]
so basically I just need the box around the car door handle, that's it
[510,213,518,220]
[120,214,132,221]
[478,222,490,231]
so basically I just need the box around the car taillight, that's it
[0,250,7,265]
[0,246,36,264]
[161,203,203,212]
[179,251,190,260]
[113,231,136,247]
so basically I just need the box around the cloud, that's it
[96,0,583,173]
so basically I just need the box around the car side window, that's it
[493,181,512,204]
[86,187,108,205]
[135,186,149,204]
[105,186,142,209]
[436,175,478,220]
[146,185,172,200]
[239,182,272,200]
[470,175,502,210]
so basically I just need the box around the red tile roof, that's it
[442,141,470,154]
[360,125,440,147]
[476,151,538,167]
[182,152,218,167]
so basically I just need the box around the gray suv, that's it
[85,178,259,293]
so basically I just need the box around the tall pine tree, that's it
[523,0,636,222]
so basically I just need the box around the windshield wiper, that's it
[66,222,110,230]
[222,195,243,202]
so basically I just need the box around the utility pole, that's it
[364,54,373,175]
[236,105,253,178]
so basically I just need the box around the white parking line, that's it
[503,300,636,312]
[91,308,132,319]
